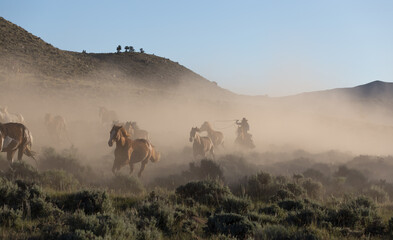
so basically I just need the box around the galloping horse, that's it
[0,122,36,165]
[99,107,118,125]
[189,127,215,160]
[45,113,69,144]
[199,121,224,148]
[108,125,159,177]
[0,106,24,123]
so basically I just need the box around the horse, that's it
[0,106,24,123]
[129,122,149,140]
[99,107,118,125]
[108,125,158,177]
[235,126,255,149]
[199,121,224,148]
[45,113,69,144]
[0,122,36,165]
[189,127,214,160]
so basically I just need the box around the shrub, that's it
[137,200,175,235]
[277,199,304,211]
[291,227,329,240]
[365,185,389,203]
[220,196,251,214]
[285,208,324,227]
[364,217,386,236]
[247,212,279,225]
[254,224,290,240]
[206,213,257,239]
[60,190,113,214]
[301,178,323,199]
[40,170,80,191]
[65,210,137,239]
[6,161,39,182]
[0,179,60,219]
[259,204,283,216]
[0,206,22,228]
[39,147,96,184]
[107,174,145,195]
[176,180,231,207]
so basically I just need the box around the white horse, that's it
[189,127,214,160]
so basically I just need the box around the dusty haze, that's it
[2,70,393,184]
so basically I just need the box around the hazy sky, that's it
[1,1,393,96]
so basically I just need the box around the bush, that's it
[206,213,257,239]
[137,201,175,235]
[220,196,251,214]
[39,147,96,184]
[247,212,279,225]
[254,224,290,240]
[365,185,389,203]
[277,199,304,211]
[0,206,22,228]
[176,180,232,207]
[259,204,283,216]
[285,208,324,227]
[107,174,145,195]
[0,179,60,219]
[40,170,80,191]
[301,178,323,199]
[65,210,137,239]
[60,190,113,214]
[6,161,39,182]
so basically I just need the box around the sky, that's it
[1,0,393,96]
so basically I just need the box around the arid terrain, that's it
[2,16,393,239]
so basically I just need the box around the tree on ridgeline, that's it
[129,46,135,52]
[124,46,129,52]
[116,45,121,53]
[140,48,145,53]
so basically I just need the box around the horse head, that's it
[108,125,131,147]
[189,127,199,142]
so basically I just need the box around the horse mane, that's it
[119,126,131,138]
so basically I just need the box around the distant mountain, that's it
[0,17,232,98]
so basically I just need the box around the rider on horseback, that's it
[235,117,255,149]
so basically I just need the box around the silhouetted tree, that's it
[82,50,86,54]
[124,46,129,52]
[140,48,145,53]
[116,45,121,53]
[129,46,135,52]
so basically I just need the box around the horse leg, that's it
[7,150,16,164]
[138,159,148,178]
[18,146,25,161]
[129,163,134,174]
[210,147,215,160]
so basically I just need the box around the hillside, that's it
[0,17,232,98]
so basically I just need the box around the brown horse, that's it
[199,121,224,148]
[99,107,118,125]
[0,122,36,165]
[189,127,214,160]
[45,113,69,144]
[108,125,158,177]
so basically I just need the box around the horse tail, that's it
[150,145,161,163]
[23,127,38,167]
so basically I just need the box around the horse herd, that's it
[0,106,240,178]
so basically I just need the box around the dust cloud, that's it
[1,71,393,183]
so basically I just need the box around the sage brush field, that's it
[1,149,393,239]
